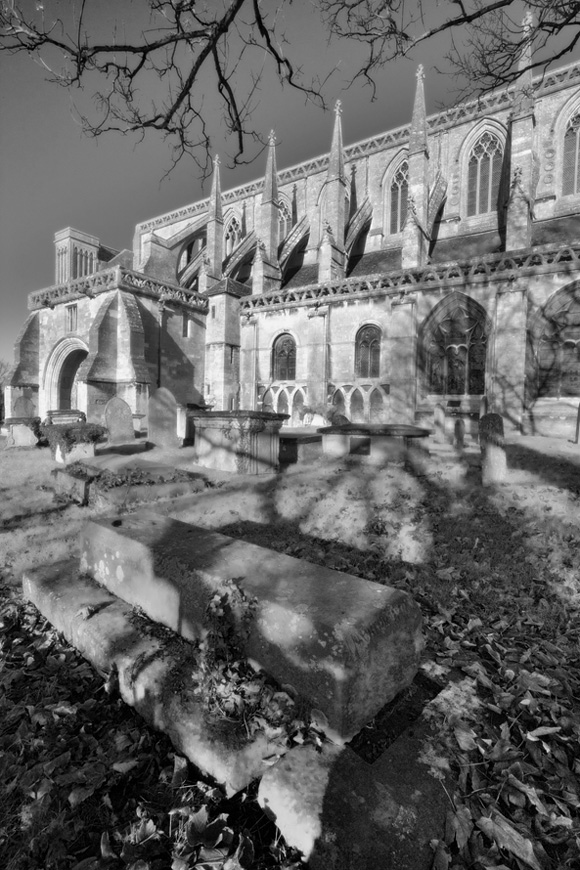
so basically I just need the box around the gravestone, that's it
[148,387,180,449]
[105,397,135,445]
[7,424,37,448]
[479,395,489,419]
[13,396,35,418]
[479,413,507,485]
[454,418,465,451]
[434,403,446,443]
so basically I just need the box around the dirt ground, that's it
[1,433,580,869]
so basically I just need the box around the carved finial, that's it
[268,130,276,146]
[214,154,220,167]
[416,64,424,81]
[334,99,342,116]
[522,8,534,32]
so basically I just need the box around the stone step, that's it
[22,561,286,796]
[80,511,423,742]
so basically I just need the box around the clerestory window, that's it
[563,114,580,196]
[467,132,503,216]
[389,161,408,234]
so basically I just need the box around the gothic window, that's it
[272,334,296,381]
[467,132,503,216]
[225,218,242,256]
[355,325,381,379]
[536,294,580,397]
[424,301,487,395]
[66,304,78,333]
[563,114,580,196]
[389,161,408,234]
[279,200,293,240]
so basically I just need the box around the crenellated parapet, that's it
[28,266,209,314]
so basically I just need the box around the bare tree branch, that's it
[2,0,580,173]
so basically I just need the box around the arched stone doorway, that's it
[43,338,89,415]
[59,348,87,409]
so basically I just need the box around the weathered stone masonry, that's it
[6,60,580,438]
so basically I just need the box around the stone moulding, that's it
[239,241,580,314]
[28,266,209,314]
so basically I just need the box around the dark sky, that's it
[0,0,550,363]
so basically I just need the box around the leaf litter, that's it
[1,437,580,868]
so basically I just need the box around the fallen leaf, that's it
[476,811,543,870]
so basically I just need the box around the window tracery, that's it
[225,218,242,256]
[423,301,487,395]
[467,132,503,216]
[536,293,580,397]
[272,334,296,381]
[355,325,381,379]
[279,199,293,240]
[563,114,580,196]
[389,161,408,234]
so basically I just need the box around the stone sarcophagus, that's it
[188,410,288,474]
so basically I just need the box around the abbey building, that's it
[6,58,580,438]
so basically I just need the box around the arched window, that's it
[225,218,242,256]
[389,161,408,234]
[563,114,580,196]
[423,299,487,395]
[536,292,580,397]
[272,334,296,381]
[279,200,293,240]
[467,132,503,216]
[355,325,381,379]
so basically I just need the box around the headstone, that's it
[479,395,489,419]
[13,396,35,418]
[104,397,135,445]
[454,418,465,451]
[434,403,446,443]
[6,424,37,448]
[479,413,507,485]
[148,387,180,449]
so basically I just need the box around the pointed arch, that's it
[369,389,384,423]
[355,325,381,379]
[419,292,491,397]
[381,150,409,237]
[272,333,296,381]
[292,388,305,425]
[350,388,365,423]
[528,283,580,399]
[457,119,508,221]
[332,388,346,417]
[277,389,289,417]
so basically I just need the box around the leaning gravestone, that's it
[454,418,465,451]
[434,403,446,443]
[13,396,35,418]
[479,413,507,485]
[105,397,135,445]
[148,387,180,449]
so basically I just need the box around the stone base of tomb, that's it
[188,410,289,474]
[22,561,282,796]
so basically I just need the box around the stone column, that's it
[389,295,417,423]
[306,305,329,409]
[240,315,258,410]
